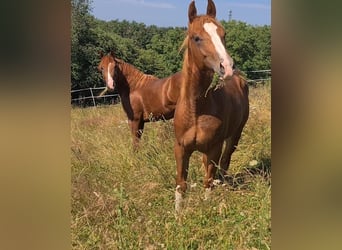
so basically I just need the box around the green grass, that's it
[71,84,271,249]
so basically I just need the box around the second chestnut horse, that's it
[98,52,182,149]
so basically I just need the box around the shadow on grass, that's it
[224,157,271,190]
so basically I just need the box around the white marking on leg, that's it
[213,179,223,186]
[175,185,183,213]
[204,187,212,200]
[107,63,114,89]
[203,22,233,78]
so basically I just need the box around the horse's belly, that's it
[143,108,174,121]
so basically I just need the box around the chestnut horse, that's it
[98,52,182,149]
[174,0,249,212]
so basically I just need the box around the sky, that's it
[91,0,271,27]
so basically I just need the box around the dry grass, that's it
[71,84,271,249]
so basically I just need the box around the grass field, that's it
[71,84,271,249]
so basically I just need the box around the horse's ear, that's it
[99,50,104,58]
[188,0,197,23]
[206,0,216,18]
[110,50,115,58]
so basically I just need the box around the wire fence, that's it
[242,69,271,86]
[71,70,271,108]
[71,87,120,107]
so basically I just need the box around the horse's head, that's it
[98,51,117,90]
[186,0,234,79]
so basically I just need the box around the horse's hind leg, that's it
[201,145,223,200]
[218,134,242,182]
[137,118,145,139]
[202,144,223,188]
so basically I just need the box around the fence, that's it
[244,69,271,84]
[71,70,271,107]
[71,87,120,107]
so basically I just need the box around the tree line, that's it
[71,0,271,91]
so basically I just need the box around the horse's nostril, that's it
[219,63,225,75]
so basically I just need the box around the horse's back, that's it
[134,72,182,121]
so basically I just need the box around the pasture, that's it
[71,83,271,249]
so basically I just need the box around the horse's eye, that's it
[194,36,201,42]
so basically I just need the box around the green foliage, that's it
[222,20,271,79]
[71,2,271,90]
[146,28,186,77]
[134,49,164,77]
[71,0,100,89]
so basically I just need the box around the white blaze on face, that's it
[203,22,233,79]
[107,63,114,89]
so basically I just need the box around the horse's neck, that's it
[118,61,151,89]
[182,55,213,99]
[168,73,181,103]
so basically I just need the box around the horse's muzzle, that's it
[107,78,115,90]
[219,62,233,80]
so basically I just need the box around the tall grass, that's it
[71,84,271,249]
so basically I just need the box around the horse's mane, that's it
[116,58,158,89]
[179,35,190,74]
[179,35,188,53]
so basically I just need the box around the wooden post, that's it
[89,88,96,107]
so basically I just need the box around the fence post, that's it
[89,88,96,107]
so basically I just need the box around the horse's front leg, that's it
[128,118,144,150]
[174,141,190,213]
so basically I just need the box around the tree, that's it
[134,49,164,77]
[222,21,271,80]
[147,28,186,77]
[72,0,118,89]
[71,7,271,92]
